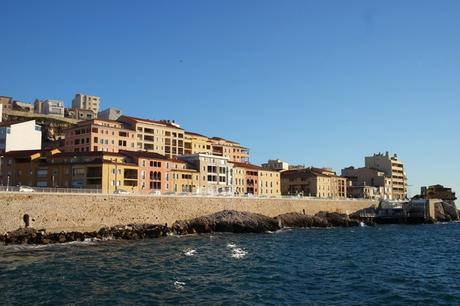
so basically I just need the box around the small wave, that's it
[227,243,237,248]
[174,281,186,290]
[183,248,196,256]
[231,248,247,259]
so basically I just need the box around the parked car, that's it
[113,189,130,195]
[19,186,35,192]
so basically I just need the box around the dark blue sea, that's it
[1,223,460,305]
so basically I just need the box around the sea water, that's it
[1,224,460,305]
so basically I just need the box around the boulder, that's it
[172,210,280,234]
[441,202,459,221]
[315,211,360,227]
[275,213,329,228]
[3,228,38,245]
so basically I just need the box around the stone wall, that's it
[0,193,377,233]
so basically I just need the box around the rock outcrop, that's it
[275,213,329,228]
[315,211,360,227]
[172,210,279,234]
[435,202,459,222]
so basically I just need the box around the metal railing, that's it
[0,185,102,194]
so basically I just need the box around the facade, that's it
[65,108,97,121]
[0,149,139,193]
[0,96,13,110]
[72,94,101,115]
[178,154,233,195]
[98,108,122,121]
[231,161,281,196]
[341,166,392,200]
[262,159,289,171]
[13,101,34,113]
[281,167,347,198]
[43,99,65,116]
[118,116,185,159]
[210,137,249,163]
[421,185,457,204]
[184,132,213,155]
[34,99,45,114]
[365,152,407,200]
[63,119,136,153]
[0,120,42,153]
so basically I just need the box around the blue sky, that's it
[1,0,459,196]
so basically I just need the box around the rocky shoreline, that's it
[0,208,457,245]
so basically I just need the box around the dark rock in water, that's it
[434,202,458,222]
[275,213,329,228]
[315,211,360,227]
[173,210,280,234]
[3,228,38,245]
[97,224,169,240]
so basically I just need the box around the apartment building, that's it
[171,167,198,193]
[365,152,407,200]
[178,154,233,195]
[0,96,13,110]
[65,108,96,120]
[0,120,42,153]
[231,161,281,196]
[72,94,101,115]
[184,132,212,155]
[210,137,249,163]
[341,166,393,200]
[281,167,347,198]
[262,159,289,171]
[118,116,185,159]
[13,101,34,113]
[63,119,136,153]
[0,149,139,193]
[43,99,65,117]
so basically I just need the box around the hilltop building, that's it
[72,94,101,115]
[421,185,457,204]
[341,166,392,200]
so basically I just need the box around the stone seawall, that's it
[0,193,377,234]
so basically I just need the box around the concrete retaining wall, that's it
[0,193,377,233]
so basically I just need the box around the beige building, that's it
[184,132,213,155]
[178,153,233,195]
[231,162,281,196]
[118,116,185,159]
[72,94,101,115]
[262,159,289,171]
[365,152,407,200]
[281,167,347,198]
[341,166,393,200]
[65,108,97,121]
[63,119,136,153]
[0,96,13,111]
[210,137,249,163]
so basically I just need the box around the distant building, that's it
[281,167,347,198]
[0,120,42,153]
[43,99,64,117]
[365,152,407,200]
[72,94,101,115]
[65,108,96,121]
[98,107,122,121]
[341,166,392,200]
[421,185,457,204]
[184,132,213,155]
[34,99,45,114]
[13,100,34,113]
[209,137,249,163]
[262,159,289,171]
[0,96,13,111]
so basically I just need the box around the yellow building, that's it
[210,137,249,163]
[1,149,139,193]
[281,167,347,198]
[118,115,185,159]
[184,132,213,155]
[231,162,281,196]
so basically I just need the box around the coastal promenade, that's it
[0,193,377,234]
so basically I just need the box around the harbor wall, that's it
[0,193,377,233]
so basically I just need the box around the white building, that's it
[44,99,65,117]
[0,120,42,152]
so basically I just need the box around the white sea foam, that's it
[174,281,186,290]
[227,243,237,248]
[231,248,247,259]
[183,248,196,256]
